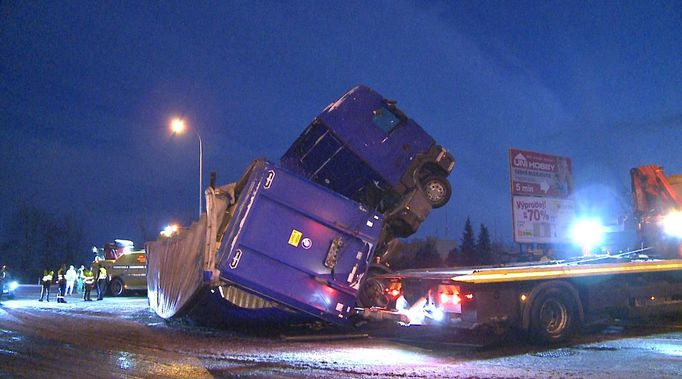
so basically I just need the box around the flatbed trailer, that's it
[359,250,682,343]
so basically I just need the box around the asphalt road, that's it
[1,285,681,378]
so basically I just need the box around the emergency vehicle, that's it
[357,165,682,344]
[95,239,147,296]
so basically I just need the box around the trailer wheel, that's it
[420,176,451,208]
[529,288,577,344]
[357,266,391,308]
[109,278,125,297]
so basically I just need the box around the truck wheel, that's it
[109,278,125,297]
[357,266,391,308]
[421,176,451,208]
[529,288,577,344]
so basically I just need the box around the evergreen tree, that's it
[446,246,458,266]
[414,237,443,268]
[459,217,476,265]
[476,224,493,264]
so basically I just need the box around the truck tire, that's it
[420,176,451,208]
[109,278,125,297]
[357,265,391,308]
[529,287,577,344]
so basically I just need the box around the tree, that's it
[446,245,458,266]
[386,238,443,270]
[58,214,87,267]
[457,217,476,266]
[413,237,443,269]
[476,224,493,264]
[3,203,53,281]
[1,203,88,282]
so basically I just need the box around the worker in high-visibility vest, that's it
[96,264,107,301]
[56,265,67,303]
[82,268,95,301]
[39,268,54,302]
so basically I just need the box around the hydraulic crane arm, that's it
[630,165,682,217]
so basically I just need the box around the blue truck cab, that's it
[281,85,455,237]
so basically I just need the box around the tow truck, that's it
[357,164,682,344]
[95,239,147,296]
[359,249,682,344]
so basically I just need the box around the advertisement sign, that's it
[512,196,576,244]
[509,148,573,198]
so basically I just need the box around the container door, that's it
[216,162,384,325]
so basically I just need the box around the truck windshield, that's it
[372,107,401,134]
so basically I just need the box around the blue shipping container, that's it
[215,160,384,325]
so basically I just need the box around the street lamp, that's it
[171,117,203,218]
[161,224,181,237]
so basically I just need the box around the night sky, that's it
[1,1,680,249]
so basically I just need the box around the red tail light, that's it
[385,281,402,300]
[440,292,461,305]
[436,285,474,306]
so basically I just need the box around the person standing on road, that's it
[82,267,94,301]
[39,268,54,302]
[76,265,85,294]
[56,264,68,303]
[0,265,6,301]
[66,265,77,296]
[96,263,107,301]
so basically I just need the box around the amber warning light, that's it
[385,281,402,300]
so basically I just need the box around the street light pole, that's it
[171,118,203,219]
[195,129,203,218]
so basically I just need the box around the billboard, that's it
[509,148,575,244]
[512,196,575,244]
[509,148,573,198]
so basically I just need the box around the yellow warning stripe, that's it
[451,260,682,284]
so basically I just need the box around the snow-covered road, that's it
[1,286,681,378]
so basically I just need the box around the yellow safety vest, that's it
[98,267,107,280]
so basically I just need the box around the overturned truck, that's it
[147,85,454,326]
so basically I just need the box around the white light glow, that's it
[431,308,445,322]
[171,118,185,134]
[570,218,606,251]
[662,212,682,238]
[161,224,180,237]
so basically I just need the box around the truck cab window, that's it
[372,107,401,134]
